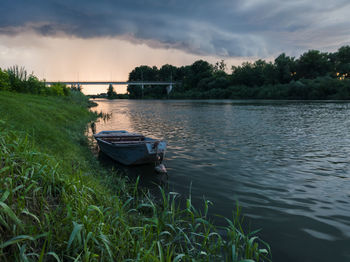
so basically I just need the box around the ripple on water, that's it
[91,99,350,262]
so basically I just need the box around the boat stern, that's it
[145,141,166,155]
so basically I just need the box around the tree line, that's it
[127,45,350,99]
[0,66,71,96]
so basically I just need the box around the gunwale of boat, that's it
[94,131,146,143]
[96,138,161,145]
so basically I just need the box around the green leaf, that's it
[0,201,23,230]
[232,244,236,262]
[88,205,103,217]
[248,236,258,246]
[22,209,41,225]
[157,241,164,262]
[0,235,34,249]
[0,214,9,229]
[67,222,83,250]
[13,184,24,193]
[259,248,268,254]
[38,240,47,262]
[46,252,61,262]
[0,191,10,202]
[99,233,113,259]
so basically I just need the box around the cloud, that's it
[0,0,349,57]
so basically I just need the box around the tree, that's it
[252,60,277,86]
[159,64,177,81]
[7,65,28,92]
[128,65,159,82]
[274,53,296,84]
[214,60,227,73]
[335,45,350,78]
[231,60,276,87]
[296,50,331,79]
[127,65,160,98]
[186,60,213,90]
[231,62,255,86]
[107,84,117,99]
[0,68,10,91]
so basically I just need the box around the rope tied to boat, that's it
[154,140,167,174]
[153,141,161,163]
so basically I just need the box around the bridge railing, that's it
[45,81,178,85]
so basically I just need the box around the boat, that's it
[94,130,166,166]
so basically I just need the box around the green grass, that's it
[0,91,271,261]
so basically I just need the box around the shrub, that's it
[1,66,73,97]
[0,69,10,91]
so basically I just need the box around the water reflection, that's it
[97,150,169,195]
[89,98,350,262]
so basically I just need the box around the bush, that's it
[0,69,10,91]
[46,83,67,96]
[1,66,72,97]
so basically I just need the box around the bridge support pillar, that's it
[166,84,173,94]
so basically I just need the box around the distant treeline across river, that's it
[125,45,350,100]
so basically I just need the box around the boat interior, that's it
[94,132,146,143]
[100,135,146,143]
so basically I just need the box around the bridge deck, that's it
[45,81,176,85]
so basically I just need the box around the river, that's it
[90,99,350,262]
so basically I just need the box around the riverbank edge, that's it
[0,91,271,261]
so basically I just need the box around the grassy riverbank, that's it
[0,91,270,261]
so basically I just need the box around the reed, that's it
[0,91,271,261]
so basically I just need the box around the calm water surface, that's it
[91,99,350,262]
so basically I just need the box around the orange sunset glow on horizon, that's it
[0,32,257,94]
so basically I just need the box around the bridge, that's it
[45,81,177,86]
[45,81,177,93]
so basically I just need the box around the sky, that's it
[0,0,349,94]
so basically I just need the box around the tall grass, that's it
[0,91,271,261]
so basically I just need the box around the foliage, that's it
[295,50,332,79]
[107,84,117,99]
[7,65,30,92]
[45,83,71,96]
[127,45,350,100]
[2,65,71,97]
[214,59,227,73]
[0,92,271,261]
[0,69,10,91]
[231,60,278,87]
[274,53,296,84]
[169,77,350,100]
[334,46,350,78]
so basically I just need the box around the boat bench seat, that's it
[102,135,145,142]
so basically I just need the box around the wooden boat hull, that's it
[96,137,166,166]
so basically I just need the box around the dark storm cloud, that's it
[1,0,350,57]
